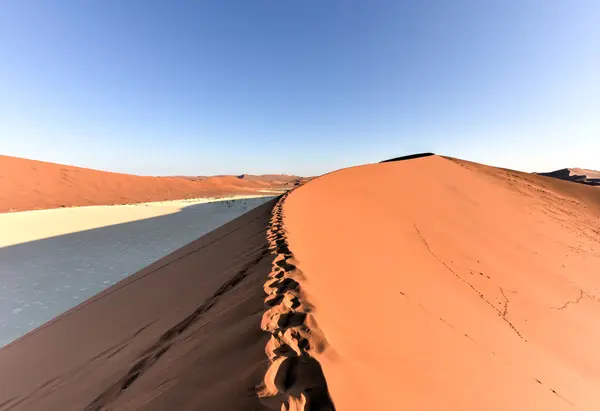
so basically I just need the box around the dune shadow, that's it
[537,169,600,186]
[380,152,435,163]
[0,196,276,346]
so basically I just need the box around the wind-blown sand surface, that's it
[284,155,600,410]
[0,155,303,212]
[1,155,599,410]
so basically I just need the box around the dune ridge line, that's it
[258,191,335,410]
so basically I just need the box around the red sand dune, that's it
[0,155,305,212]
[1,154,599,410]
[284,155,600,410]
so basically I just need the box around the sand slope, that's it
[284,155,600,410]
[0,155,303,212]
[2,154,600,410]
[0,200,278,411]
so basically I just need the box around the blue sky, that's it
[1,1,598,176]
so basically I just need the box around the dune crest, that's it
[0,155,305,212]
[284,155,600,410]
[2,153,599,410]
[537,167,600,186]
[258,192,335,410]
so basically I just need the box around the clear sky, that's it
[1,1,598,176]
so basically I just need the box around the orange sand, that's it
[284,155,600,410]
[0,155,305,212]
[2,154,600,410]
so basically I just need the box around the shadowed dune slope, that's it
[537,167,600,187]
[0,199,278,411]
[380,152,435,162]
[0,155,302,212]
[284,155,600,411]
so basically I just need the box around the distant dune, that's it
[0,155,308,212]
[2,155,600,410]
[537,168,600,187]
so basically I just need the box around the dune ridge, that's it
[380,152,435,163]
[3,153,600,410]
[258,191,335,410]
[537,168,600,187]
[283,155,600,410]
[0,155,305,212]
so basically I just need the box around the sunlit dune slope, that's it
[2,153,599,411]
[284,155,600,410]
[0,155,302,212]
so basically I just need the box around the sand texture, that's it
[0,155,305,212]
[284,155,600,410]
[1,154,600,410]
[258,192,334,410]
[0,200,278,411]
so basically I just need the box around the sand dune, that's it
[1,154,600,410]
[537,167,600,186]
[0,200,279,411]
[0,155,304,212]
[284,155,600,410]
[258,193,334,410]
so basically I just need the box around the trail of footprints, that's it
[258,193,335,411]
